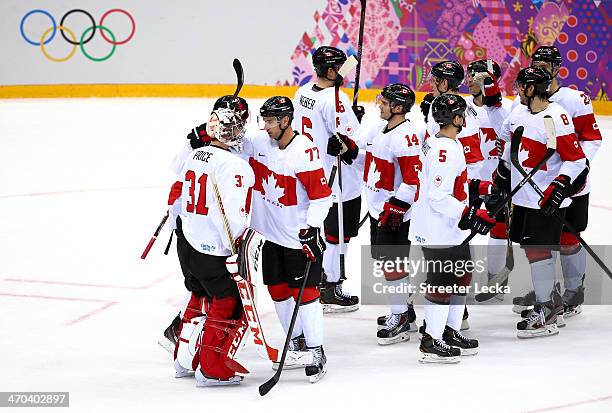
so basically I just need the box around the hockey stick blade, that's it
[543,115,557,150]
[232,58,244,98]
[338,55,358,78]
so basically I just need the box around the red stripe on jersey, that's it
[167,181,183,205]
[556,133,586,162]
[458,133,484,164]
[296,168,332,200]
[249,158,298,207]
[363,152,395,191]
[453,170,468,202]
[245,187,253,214]
[518,135,548,171]
[573,113,602,142]
[397,155,421,185]
[481,127,497,144]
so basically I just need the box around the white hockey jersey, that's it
[549,87,602,195]
[293,82,362,202]
[243,130,333,249]
[409,135,470,246]
[500,102,587,209]
[178,145,254,256]
[357,120,422,221]
[465,96,514,181]
[426,96,484,180]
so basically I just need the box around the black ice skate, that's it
[419,331,461,364]
[377,304,417,332]
[272,334,313,371]
[320,281,359,313]
[517,301,559,339]
[377,310,413,345]
[562,285,584,318]
[158,313,181,354]
[305,345,327,383]
[443,325,478,356]
[461,306,470,331]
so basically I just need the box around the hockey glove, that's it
[493,160,511,194]
[539,175,570,216]
[420,93,435,121]
[484,186,507,216]
[483,76,502,108]
[187,123,212,149]
[378,197,410,233]
[167,181,183,205]
[458,205,496,235]
[352,105,365,123]
[298,227,325,262]
[326,133,359,164]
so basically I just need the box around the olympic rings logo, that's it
[20,9,136,62]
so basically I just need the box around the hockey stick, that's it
[352,0,366,108]
[140,212,169,259]
[461,125,555,246]
[232,58,244,98]
[210,176,280,362]
[511,116,612,280]
[259,260,313,396]
[163,229,174,255]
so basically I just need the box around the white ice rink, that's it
[1,97,611,413]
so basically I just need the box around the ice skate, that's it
[517,302,559,338]
[475,271,508,302]
[272,334,313,370]
[419,331,461,364]
[377,310,412,345]
[195,369,242,387]
[377,304,417,332]
[174,358,195,378]
[320,281,359,313]
[158,313,181,354]
[461,306,470,331]
[305,345,327,383]
[443,325,478,356]
[562,285,584,319]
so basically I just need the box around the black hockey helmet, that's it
[516,66,552,96]
[531,46,563,66]
[381,83,416,113]
[312,46,347,76]
[214,95,249,121]
[259,96,294,119]
[431,94,467,127]
[431,60,465,89]
[467,59,502,81]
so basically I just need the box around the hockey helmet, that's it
[312,46,347,77]
[213,95,249,121]
[467,59,502,81]
[531,46,563,66]
[431,94,467,127]
[431,61,465,90]
[515,66,552,96]
[380,83,416,114]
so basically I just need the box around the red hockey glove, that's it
[469,179,494,197]
[168,181,183,205]
[483,75,502,108]
[298,227,326,262]
[458,205,496,235]
[187,123,212,149]
[378,197,410,233]
[539,175,570,216]
[326,133,359,164]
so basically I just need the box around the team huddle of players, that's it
[160,45,601,386]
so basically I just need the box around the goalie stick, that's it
[511,115,612,280]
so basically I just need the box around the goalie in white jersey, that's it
[172,103,255,386]
[244,96,332,381]
[293,46,362,312]
[409,94,495,363]
[495,67,588,338]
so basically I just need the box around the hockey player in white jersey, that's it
[160,96,249,354]
[527,46,602,317]
[293,46,362,313]
[352,83,422,344]
[171,102,255,386]
[246,96,332,381]
[410,94,494,363]
[465,60,513,296]
[496,67,588,338]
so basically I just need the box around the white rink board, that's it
[0,98,611,413]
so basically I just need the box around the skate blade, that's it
[377,332,410,345]
[322,303,359,314]
[175,370,195,378]
[513,304,532,314]
[418,352,460,364]
[158,337,175,354]
[271,351,314,370]
[308,366,327,383]
[459,347,478,356]
[556,314,566,328]
[377,322,417,332]
[195,375,243,387]
[517,324,559,339]
[564,305,582,318]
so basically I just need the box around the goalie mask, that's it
[206,107,247,152]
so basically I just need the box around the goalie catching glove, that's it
[298,227,325,262]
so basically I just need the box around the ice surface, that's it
[0,98,611,413]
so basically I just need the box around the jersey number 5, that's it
[185,170,209,215]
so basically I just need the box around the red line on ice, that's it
[4,273,172,290]
[523,394,612,413]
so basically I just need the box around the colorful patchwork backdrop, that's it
[282,0,610,100]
